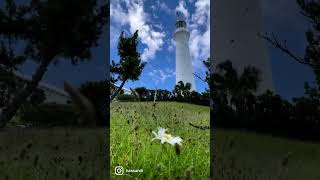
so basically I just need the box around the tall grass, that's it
[0,128,108,179]
[214,128,320,180]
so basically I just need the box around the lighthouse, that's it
[213,0,274,94]
[174,10,196,91]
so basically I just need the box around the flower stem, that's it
[168,145,171,179]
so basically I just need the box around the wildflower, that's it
[151,127,183,146]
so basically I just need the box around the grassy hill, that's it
[1,101,319,179]
[111,101,320,180]
[214,128,320,180]
[0,127,107,179]
[110,102,210,179]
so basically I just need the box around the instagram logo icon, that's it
[115,166,124,175]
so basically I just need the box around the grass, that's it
[0,127,108,180]
[2,101,319,179]
[111,101,320,180]
[214,128,320,180]
[110,101,210,179]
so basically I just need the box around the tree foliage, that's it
[211,60,320,141]
[110,30,146,101]
[212,60,260,108]
[0,0,108,127]
[173,81,192,100]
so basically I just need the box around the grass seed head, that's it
[281,151,293,167]
[78,155,83,165]
[175,143,181,155]
[26,143,33,149]
[185,166,194,180]
[134,125,139,131]
[156,163,165,172]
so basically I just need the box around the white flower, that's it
[152,127,183,146]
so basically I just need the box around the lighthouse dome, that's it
[175,10,187,29]
[176,10,186,22]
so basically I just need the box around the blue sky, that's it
[261,0,314,100]
[1,0,315,100]
[110,0,210,93]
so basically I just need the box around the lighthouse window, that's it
[176,21,186,28]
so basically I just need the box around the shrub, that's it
[116,94,138,102]
[21,103,78,127]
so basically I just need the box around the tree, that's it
[0,70,21,107]
[212,60,260,107]
[210,60,260,127]
[203,57,212,86]
[110,30,146,101]
[135,87,148,101]
[19,88,46,118]
[157,89,172,101]
[173,81,192,101]
[0,0,108,127]
[254,90,294,133]
[0,33,26,108]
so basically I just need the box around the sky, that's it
[0,0,315,100]
[260,0,314,100]
[110,0,210,93]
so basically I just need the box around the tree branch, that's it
[259,32,316,67]
[193,72,206,83]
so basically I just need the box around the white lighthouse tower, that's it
[174,10,196,91]
[213,0,274,94]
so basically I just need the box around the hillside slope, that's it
[110,102,210,179]
[214,128,320,180]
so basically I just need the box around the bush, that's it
[21,103,78,127]
[116,94,138,102]
[212,90,320,141]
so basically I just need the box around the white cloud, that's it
[148,69,157,77]
[153,23,164,30]
[111,0,166,62]
[167,39,176,53]
[176,1,189,19]
[157,0,174,15]
[151,5,156,11]
[110,1,128,26]
[148,68,175,83]
[110,25,120,48]
[153,14,159,19]
[159,68,175,82]
[188,0,210,72]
